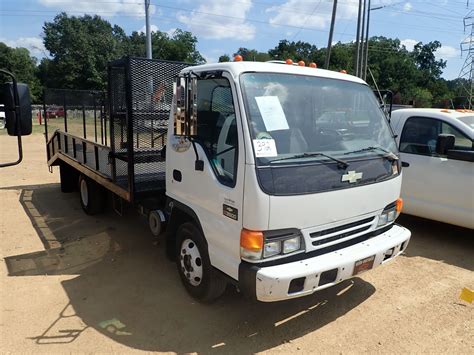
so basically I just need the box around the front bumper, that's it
[239,224,411,302]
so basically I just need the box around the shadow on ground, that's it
[3,183,376,353]
[398,214,474,271]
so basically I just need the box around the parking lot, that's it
[1,133,473,354]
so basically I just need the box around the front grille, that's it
[310,216,375,248]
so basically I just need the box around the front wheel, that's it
[176,222,226,302]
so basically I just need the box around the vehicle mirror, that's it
[188,77,197,136]
[0,82,32,136]
[435,134,455,155]
[173,76,198,137]
[174,78,187,136]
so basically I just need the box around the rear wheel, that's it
[79,175,106,215]
[176,222,226,302]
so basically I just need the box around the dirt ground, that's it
[0,133,473,354]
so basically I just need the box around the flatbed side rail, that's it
[47,130,130,201]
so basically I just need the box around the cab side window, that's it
[441,122,474,150]
[400,116,474,155]
[399,117,439,155]
[195,78,238,187]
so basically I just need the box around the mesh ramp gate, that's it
[108,57,191,201]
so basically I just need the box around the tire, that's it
[148,210,163,237]
[176,222,226,302]
[59,163,78,193]
[79,175,106,215]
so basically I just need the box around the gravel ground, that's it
[1,133,473,354]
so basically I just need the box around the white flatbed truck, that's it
[1,58,411,302]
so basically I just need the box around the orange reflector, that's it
[396,198,403,213]
[340,69,347,74]
[309,62,317,68]
[285,59,293,65]
[234,54,243,62]
[240,229,263,251]
[298,60,305,66]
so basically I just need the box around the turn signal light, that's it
[240,229,263,251]
[396,198,403,214]
[240,229,264,261]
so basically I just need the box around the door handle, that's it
[401,161,410,168]
[173,169,182,182]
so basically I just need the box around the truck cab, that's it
[165,61,411,302]
[390,108,474,229]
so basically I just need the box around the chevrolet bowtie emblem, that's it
[342,170,363,183]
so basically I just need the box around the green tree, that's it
[218,54,231,62]
[126,29,204,63]
[410,87,434,107]
[0,43,41,101]
[234,48,271,62]
[412,41,446,82]
[268,40,319,63]
[41,13,127,90]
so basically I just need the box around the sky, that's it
[0,0,471,80]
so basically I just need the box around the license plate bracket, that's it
[353,255,375,276]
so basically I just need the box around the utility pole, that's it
[325,0,338,69]
[362,0,372,81]
[145,0,152,59]
[355,0,363,76]
[358,0,367,78]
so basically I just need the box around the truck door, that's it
[167,73,244,279]
[398,116,474,227]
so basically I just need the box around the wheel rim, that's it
[148,212,161,236]
[179,238,203,286]
[80,179,88,206]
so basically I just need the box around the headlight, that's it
[240,229,304,261]
[283,237,301,254]
[378,198,403,227]
[263,241,281,258]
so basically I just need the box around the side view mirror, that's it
[1,82,33,136]
[173,75,197,136]
[435,134,455,156]
[0,69,32,168]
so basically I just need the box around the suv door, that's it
[399,116,474,228]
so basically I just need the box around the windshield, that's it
[240,73,398,165]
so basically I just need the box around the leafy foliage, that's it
[0,43,41,101]
[38,13,203,91]
[228,36,457,107]
[0,12,464,107]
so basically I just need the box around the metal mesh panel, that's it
[108,63,129,189]
[105,58,189,195]
[211,85,234,116]
[128,58,190,193]
[43,89,107,144]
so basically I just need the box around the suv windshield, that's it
[240,72,398,165]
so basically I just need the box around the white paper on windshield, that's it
[255,96,289,131]
[253,139,278,157]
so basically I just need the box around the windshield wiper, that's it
[343,146,398,161]
[269,152,349,168]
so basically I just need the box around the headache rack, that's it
[45,57,192,204]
